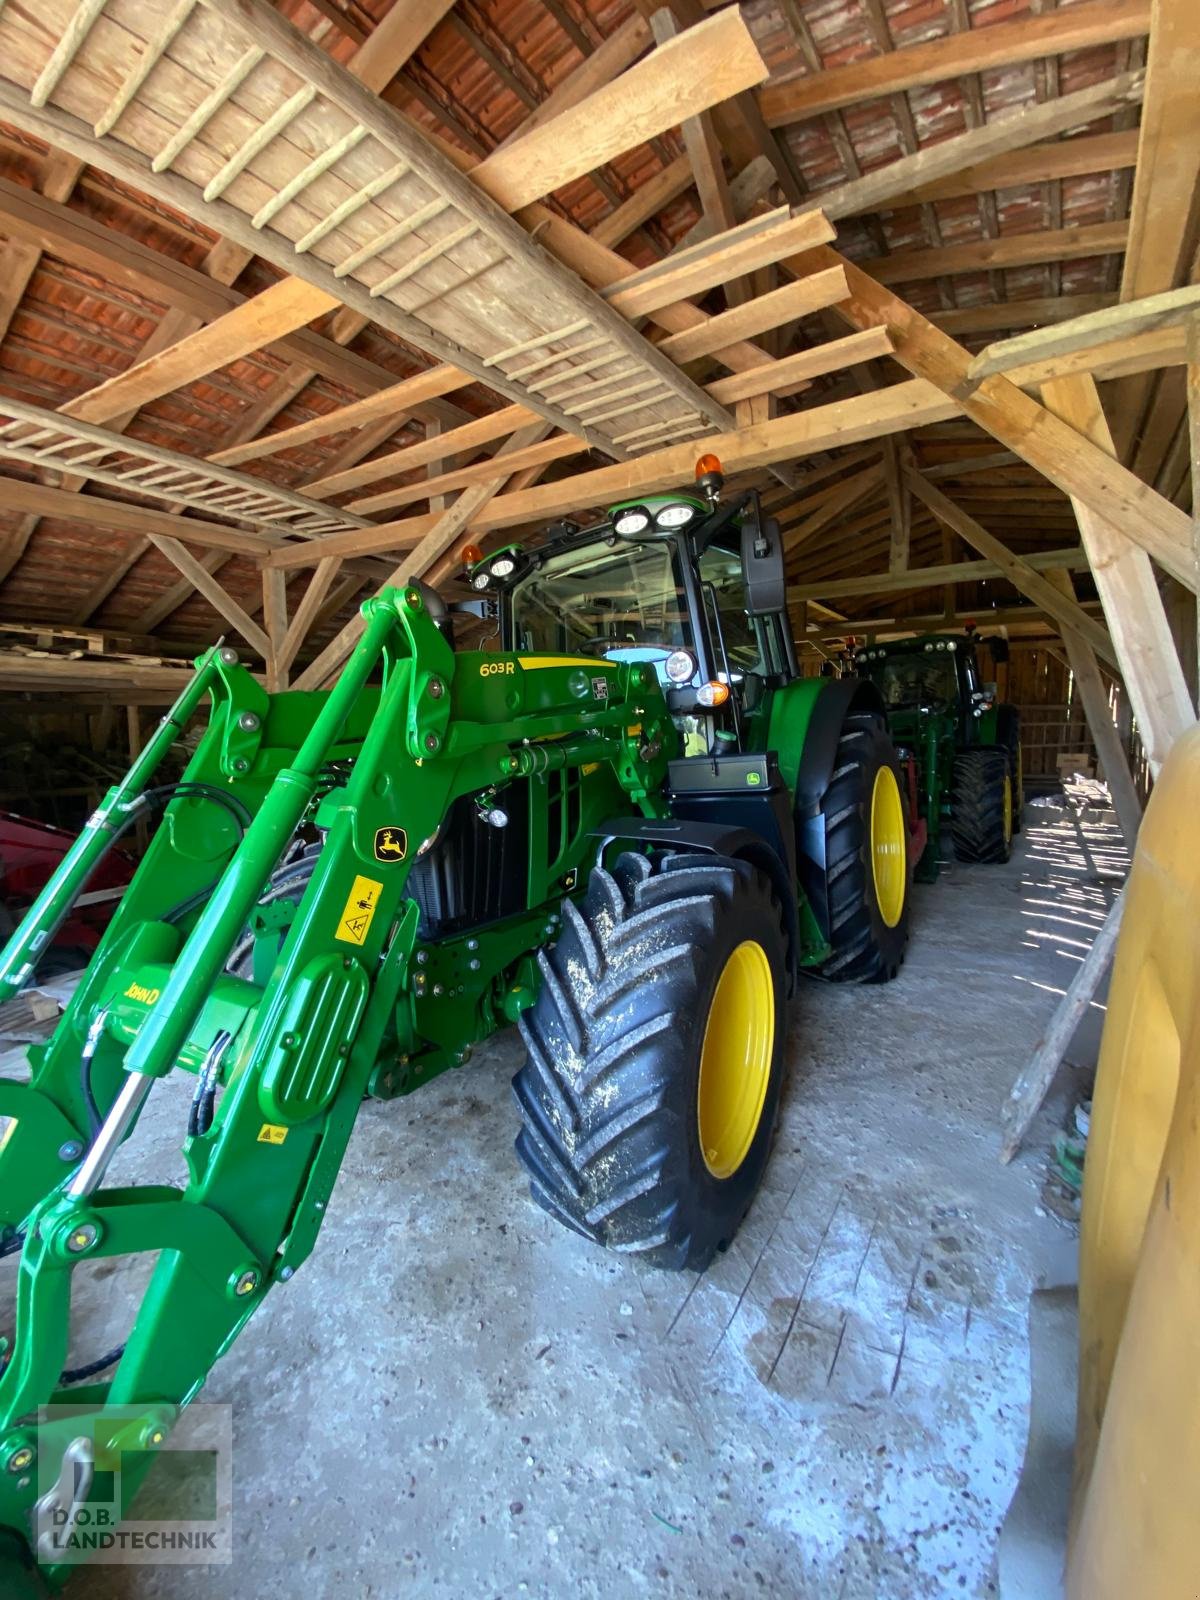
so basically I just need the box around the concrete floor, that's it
[5,797,1127,1599]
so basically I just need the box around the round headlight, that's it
[471,572,490,590]
[490,555,515,579]
[946,640,957,651]
[664,648,696,684]
[654,503,696,530]
[936,641,946,651]
[924,643,934,652]
[613,507,651,536]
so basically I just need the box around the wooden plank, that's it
[884,438,910,573]
[348,0,457,94]
[887,128,1140,211]
[784,463,886,554]
[60,279,338,426]
[498,14,651,146]
[863,221,1128,286]
[433,9,765,216]
[1111,0,1200,458]
[0,476,274,555]
[591,154,693,249]
[277,556,343,676]
[207,364,469,467]
[307,405,539,503]
[759,0,1150,125]
[1000,893,1125,1163]
[705,327,894,405]
[931,296,1118,337]
[605,210,836,318]
[648,9,744,300]
[338,433,584,516]
[790,546,1090,600]
[1039,373,1196,774]
[969,286,1200,381]
[657,266,848,363]
[147,535,271,659]
[292,424,551,687]
[905,472,1118,664]
[813,71,1144,224]
[261,566,288,691]
[1043,566,1144,846]
[0,175,452,410]
[789,247,1198,591]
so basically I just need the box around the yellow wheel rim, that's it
[696,941,775,1180]
[1003,773,1013,845]
[870,766,907,930]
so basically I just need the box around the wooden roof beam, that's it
[905,470,1117,664]
[886,128,1140,211]
[788,246,1197,591]
[760,0,1150,125]
[863,221,1128,286]
[60,278,338,427]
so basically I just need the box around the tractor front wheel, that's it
[950,747,1013,863]
[512,852,788,1271]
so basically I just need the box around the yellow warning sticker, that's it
[335,874,383,946]
[257,1123,288,1145]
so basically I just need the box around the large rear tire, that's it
[813,710,910,983]
[951,747,1013,863]
[512,852,788,1271]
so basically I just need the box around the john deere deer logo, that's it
[372,827,408,863]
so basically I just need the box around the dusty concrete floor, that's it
[5,797,1127,1599]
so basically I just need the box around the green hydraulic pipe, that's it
[121,601,397,1084]
[0,646,226,1004]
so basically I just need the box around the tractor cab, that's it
[852,633,991,745]
[464,456,797,759]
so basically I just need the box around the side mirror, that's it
[740,510,786,616]
[985,635,1010,663]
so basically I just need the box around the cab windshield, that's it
[872,653,959,709]
[510,540,691,660]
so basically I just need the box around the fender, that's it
[769,677,889,944]
[791,677,889,817]
[592,814,799,981]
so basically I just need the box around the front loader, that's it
[0,458,916,1587]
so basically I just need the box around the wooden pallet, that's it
[0,0,736,460]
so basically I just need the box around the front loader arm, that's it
[0,585,672,1586]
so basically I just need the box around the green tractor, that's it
[0,459,916,1586]
[849,630,1022,880]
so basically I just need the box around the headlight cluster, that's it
[612,501,698,536]
[856,647,887,661]
[921,640,957,652]
[470,551,520,589]
[664,648,696,684]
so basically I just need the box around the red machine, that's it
[0,811,133,972]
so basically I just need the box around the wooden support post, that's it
[1039,374,1196,773]
[262,567,288,692]
[1044,568,1143,846]
[1000,890,1126,1163]
[884,437,910,572]
[127,705,148,853]
[1186,314,1200,670]
[649,8,749,304]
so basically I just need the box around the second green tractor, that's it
[849,630,1023,880]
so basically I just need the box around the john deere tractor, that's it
[0,459,915,1587]
[849,630,1022,879]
